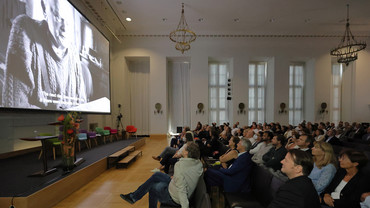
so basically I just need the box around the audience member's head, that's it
[297,134,313,149]
[281,149,314,179]
[263,131,274,142]
[271,134,286,148]
[229,136,240,148]
[185,142,200,159]
[312,142,337,169]
[244,129,254,138]
[327,129,336,137]
[237,137,252,153]
[185,131,194,142]
[339,149,368,170]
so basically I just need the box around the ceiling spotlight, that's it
[126,17,132,22]
[234,18,240,22]
[162,18,167,21]
[198,18,204,22]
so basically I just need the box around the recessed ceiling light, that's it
[269,18,275,23]
[198,18,204,22]
[234,18,240,22]
[162,18,167,22]
[126,17,132,22]
[304,18,311,23]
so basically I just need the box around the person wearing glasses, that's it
[2,0,87,109]
[321,150,369,208]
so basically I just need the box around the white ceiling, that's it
[83,0,370,37]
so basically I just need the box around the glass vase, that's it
[61,142,75,171]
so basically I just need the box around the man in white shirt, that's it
[120,142,203,208]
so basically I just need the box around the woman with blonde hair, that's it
[308,141,337,194]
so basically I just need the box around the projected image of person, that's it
[2,0,87,109]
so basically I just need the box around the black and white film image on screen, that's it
[0,0,110,113]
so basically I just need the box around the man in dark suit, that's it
[205,137,253,193]
[262,134,287,171]
[296,134,313,155]
[269,149,321,208]
[325,129,342,146]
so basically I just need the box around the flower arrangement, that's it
[57,112,81,170]
[57,112,81,145]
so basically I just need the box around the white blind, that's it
[331,63,343,124]
[248,62,266,124]
[209,62,229,124]
[289,63,304,125]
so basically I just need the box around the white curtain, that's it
[168,62,190,134]
[128,60,149,135]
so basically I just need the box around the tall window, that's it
[331,63,343,124]
[248,62,266,124]
[209,62,229,125]
[289,63,304,125]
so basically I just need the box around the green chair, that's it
[95,127,110,144]
[38,133,61,160]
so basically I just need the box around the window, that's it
[209,62,229,124]
[331,63,343,124]
[289,63,304,125]
[248,62,266,124]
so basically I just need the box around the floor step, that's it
[107,146,135,168]
[116,150,142,168]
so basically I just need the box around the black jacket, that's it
[321,168,369,208]
[269,175,321,208]
[262,146,287,171]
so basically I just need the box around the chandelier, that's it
[330,4,366,66]
[169,3,196,54]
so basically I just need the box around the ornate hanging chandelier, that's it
[169,3,196,54]
[330,4,366,66]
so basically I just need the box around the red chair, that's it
[104,126,119,141]
[126,125,137,138]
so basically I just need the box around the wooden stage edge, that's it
[0,137,147,208]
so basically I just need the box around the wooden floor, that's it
[52,137,167,208]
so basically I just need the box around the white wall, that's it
[111,36,370,133]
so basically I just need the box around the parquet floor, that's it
[52,137,167,208]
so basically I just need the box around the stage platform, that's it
[0,137,146,208]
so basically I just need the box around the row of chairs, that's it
[39,125,138,160]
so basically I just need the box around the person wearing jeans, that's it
[120,142,203,208]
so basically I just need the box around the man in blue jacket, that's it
[205,137,253,193]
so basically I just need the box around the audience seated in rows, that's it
[308,141,337,195]
[268,149,321,208]
[324,129,342,146]
[169,126,190,149]
[249,131,263,154]
[251,131,273,164]
[217,136,240,169]
[120,142,203,208]
[155,131,194,173]
[321,149,369,208]
[296,134,314,155]
[204,138,253,193]
[362,126,370,142]
[148,120,370,208]
[262,134,287,171]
